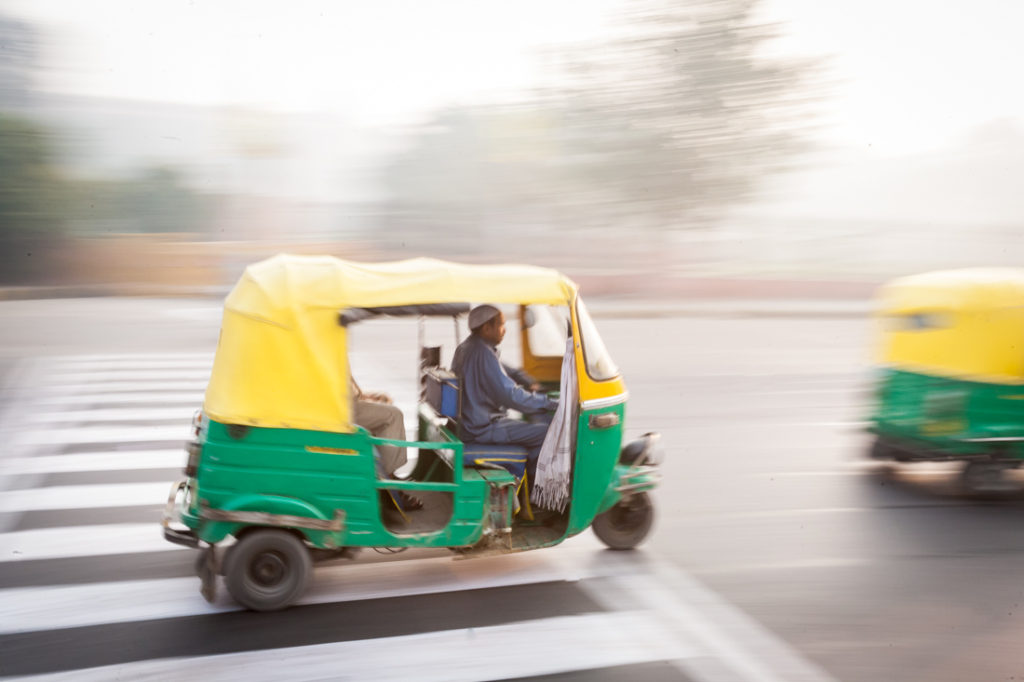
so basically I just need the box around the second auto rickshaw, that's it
[163,254,662,610]
[867,267,1024,492]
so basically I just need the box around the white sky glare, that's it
[4,0,1024,153]
[5,0,619,124]
[755,0,1024,154]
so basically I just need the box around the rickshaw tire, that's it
[224,529,312,611]
[592,492,654,550]
[959,460,1015,499]
[869,438,892,461]
[194,548,208,576]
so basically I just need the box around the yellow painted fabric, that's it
[204,254,577,432]
[876,268,1024,382]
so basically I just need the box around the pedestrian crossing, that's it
[0,352,837,681]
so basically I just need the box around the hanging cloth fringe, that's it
[533,338,578,512]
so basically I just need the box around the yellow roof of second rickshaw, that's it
[204,254,577,434]
[879,267,1024,313]
[876,267,1024,383]
[229,254,577,322]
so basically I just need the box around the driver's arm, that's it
[484,353,555,414]
[502,363,538,391]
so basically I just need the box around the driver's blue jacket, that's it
[451,334,557,441]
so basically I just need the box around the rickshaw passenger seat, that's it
[462,443,529,479]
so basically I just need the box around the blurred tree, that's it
[553,0,821,229]
[377,0,822,241]
[0,15,37,111]
[116,167,213,233]
[0,113,65,283]
[66,166,213,235]
[378,106,562,250]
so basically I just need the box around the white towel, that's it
[533,338,578,512]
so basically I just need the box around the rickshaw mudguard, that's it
[194,494,345,548]
[594,464,661,516]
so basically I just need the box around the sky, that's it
[4,0,619,125]
[5,0,1024,156]
[754,0,1024,156]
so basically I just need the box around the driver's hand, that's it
[529,383,541,392]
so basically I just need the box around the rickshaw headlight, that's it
[620,432,663,466]
[642,432,664,466]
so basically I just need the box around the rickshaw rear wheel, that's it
[224,529,312,611]
[592,492,654,550]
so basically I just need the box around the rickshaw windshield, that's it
[526,304,570,357]
[576,298,619,381]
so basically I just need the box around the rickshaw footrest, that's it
[164,526,200,548]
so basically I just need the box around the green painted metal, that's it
[567,402,627,536]
[186,419,489,548]
[870,367,1024,459]
[182,396,651,551]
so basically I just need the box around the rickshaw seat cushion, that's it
[462,444,529,479]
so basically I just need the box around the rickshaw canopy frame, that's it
[204,254,578,433]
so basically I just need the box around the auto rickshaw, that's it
[867,267,1024,492]
[163,254,662,610]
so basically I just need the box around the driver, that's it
[451,304,557,478]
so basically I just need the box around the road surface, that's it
[1,297,1023,680]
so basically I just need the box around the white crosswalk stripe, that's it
[1,544,601,634]
[0,523,183,563]
[0,352,838,682]
[0,482,174,512]
[10,612,688,682]
[3,450,184,474]
[37,379,209,394]
[15,424,191,446]
[28,407,197,424]
[39,368,212,384]
[32,391,204,407]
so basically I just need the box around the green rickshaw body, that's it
[177,397,651,551]
[868,268,1024,462]
[181,421,484,549]
[871,368,1024,461]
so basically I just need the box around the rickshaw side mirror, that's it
[522,307,537,329]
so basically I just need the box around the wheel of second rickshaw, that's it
[224,530,312,611]
[592,492,654,551]
[869,438,893,461]
[959,460,1015,497]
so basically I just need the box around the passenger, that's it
[351,378,421,510]
[451,304,558,481]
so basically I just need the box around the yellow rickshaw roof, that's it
[204,254,577,433]
[879,267,1024,313]
[229,254,577,323]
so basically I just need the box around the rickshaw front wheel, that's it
[592,492,654,550]
[224,529,312,611]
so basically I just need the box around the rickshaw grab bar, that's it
[162,479,200,548]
